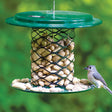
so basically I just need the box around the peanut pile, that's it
[31,35,75,88]
[12,78,91,93]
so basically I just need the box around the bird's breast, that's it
[87,72,96,83]
[87,72,103,88]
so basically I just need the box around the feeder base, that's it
[11,78,94,94]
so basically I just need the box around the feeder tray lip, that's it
[6,10,102,28]
[13,85,94,94]
[11,78,94,94]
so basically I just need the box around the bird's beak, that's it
[84,67,88,70]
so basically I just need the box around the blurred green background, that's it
[0,0,112,112]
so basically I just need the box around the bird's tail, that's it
[103,85,112,94]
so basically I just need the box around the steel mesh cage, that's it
[31,28,75,88]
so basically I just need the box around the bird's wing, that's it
[93,72,107,86]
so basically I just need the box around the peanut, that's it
[46,55,52,61]
[39,80,44,87]
[58,61,63,66]
[64,79,70,86]
[52,55,61,62]
[53,65,60,70]
[58,79,64,86]
[68,42,75,50]
[59,50,65,57]
[49,84,55,88]
[66,84,74,90]
[45,76,55,82]
[31,63,39,71]
[73,77,80,84]
[67,74,73,81]
[12,82,26,90]
[32,52,39,61]
[64,59,70,66]
[68,53,74,61]
[38,72,43,77]
[67,63,74,71]
[65,50,69,56]
[63,69,70,75]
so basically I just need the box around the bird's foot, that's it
[91,85,96,88]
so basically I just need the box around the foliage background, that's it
[0,0,112,112]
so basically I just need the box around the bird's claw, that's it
[91,85,96,88]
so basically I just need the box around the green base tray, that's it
[13,86,94,94]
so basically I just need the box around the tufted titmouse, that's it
[84,65,112,94]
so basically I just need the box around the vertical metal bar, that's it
[53,0,55,19]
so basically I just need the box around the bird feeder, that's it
[6,10,102,94]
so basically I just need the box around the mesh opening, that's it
[31,28,75,87]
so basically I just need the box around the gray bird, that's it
[84,65,112,94]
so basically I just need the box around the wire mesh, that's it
[31,28,75,88]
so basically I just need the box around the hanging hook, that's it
[53,0,55,19]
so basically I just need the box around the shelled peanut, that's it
[12,77,91,93]
[31,35,75,87]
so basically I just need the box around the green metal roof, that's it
[6,10,102,28]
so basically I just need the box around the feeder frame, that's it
[6,10,102,94]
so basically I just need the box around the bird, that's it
[84,65,112,94]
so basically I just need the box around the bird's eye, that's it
[89,67,91,69]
